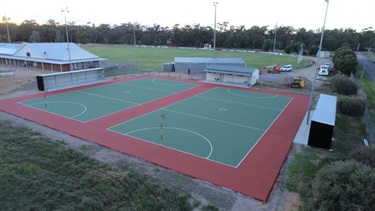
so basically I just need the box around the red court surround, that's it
[0,76,309,202]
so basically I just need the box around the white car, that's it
[280,64,293,72]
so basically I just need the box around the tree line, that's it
[1,18,374,54]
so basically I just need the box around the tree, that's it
[15,20,38,42]
[262,39,273,51]
[29,30,40,42]
[305,160,375,211]
[55,30,63,42]
[2,18,375,51]
[333,47,358,75]
[308,45,318,55]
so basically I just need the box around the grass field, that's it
[83,45,310,70]
[0,121,192,210]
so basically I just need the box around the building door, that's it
[220,74,224,82]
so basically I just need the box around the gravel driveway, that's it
[259,56,333,87]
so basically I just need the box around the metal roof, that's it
[175,57,245,64]
[204,64,258,76]
[0,43,23,55]
[0,42,105,63]
[312,94,337,126]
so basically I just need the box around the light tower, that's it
[213,2,218,57]
[61,7,73,71]
[307,0,330,124]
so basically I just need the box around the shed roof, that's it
[0,42,105,63]
[312,94,337,126]
[0,43,23,55]
[175,57,245,64]
[204,64,258,76]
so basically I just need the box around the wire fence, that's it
[363,107,375,146]
[351,73,375,146]
[104,68,206,81]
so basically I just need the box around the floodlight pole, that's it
[213,2,218,58]
[61,7,73,71]
[306,0,330,124]
[3,15,11,43]
[133,22,137,46]
[273,22,277,52]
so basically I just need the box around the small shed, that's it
[308,94,337,149]
[162,62,175,72]
[174,57,245,73]
[204,65,259,86]
[319,51,331,58]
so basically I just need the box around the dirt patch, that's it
[0,66,46,95]
[0,65,313,210]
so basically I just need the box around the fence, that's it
[105,70,206,81]
[351,73,375,146]
[363,107,375,145]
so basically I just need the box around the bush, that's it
[332,47,358,76]
[305,160,375,211]
[308,45,318,56]
[337,96,365,117]
[349,146,375,169]
[331,75,358,95]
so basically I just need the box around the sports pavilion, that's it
[0,42,105,72]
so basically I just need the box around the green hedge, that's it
[337,96,365,117]
[349,146,375,169]
[331,75,358,95]
[305,160,375,211]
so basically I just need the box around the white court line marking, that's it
[78,91,139,105]
[28,101,87,119]
[235,96,294,168]
[125,127,213,159]
[163,108,266,132]
[227,88,279,99]
[151,78,192,86]
[197,95,283,111]
[117,82,176,93]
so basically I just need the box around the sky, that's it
[2,0,375,31]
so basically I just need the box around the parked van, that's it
[319,65,330,76]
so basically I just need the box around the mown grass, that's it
[286,65,373,197]
[83,45,309,70]
[358,75,375,121]
[0,121,191,210]
[285,113,367,206]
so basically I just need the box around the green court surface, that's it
[110,87,292,167]
[20,78,197,122]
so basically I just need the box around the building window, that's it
[26,52,31,57]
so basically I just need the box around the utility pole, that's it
[307,0,330,124]
[213,2,218,58]
[133,22,137,46]
[2,15,11,43]
[273,22,277,52]
[61,7,73,71]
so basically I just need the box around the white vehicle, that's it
[280,64,293,72]
[319,65,330,76]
